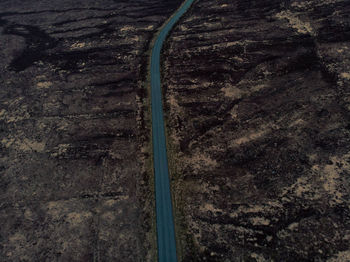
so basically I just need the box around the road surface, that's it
[150,0,196,261]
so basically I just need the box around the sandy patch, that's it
[310,154,350,205]
[9,232,26,243]
[251,252,268,262]
[290,175,321,200]
[221,84,243,99]
[47,201,65,218]
[289,118,306,127]
[101,211,115,221]
[130,35,140,42]
[0,109,6,119]
[67,211,92,226]
[184,150,218,172]
[1,137,45,152]
[276,11,314,35]
[24,209,34,221]
[120,25,134,32]
[145,25,154,30]
[340,72,350,80]
[36,81,52,89]
[18,138,45,152]
[200,203,222,214]
[70,42,86,49]
[327,250,350,262]
[250,217,270,226]
[6,114,29,123]
[51,143,70,157]
[288,222,299,231]
[231,130,266,147]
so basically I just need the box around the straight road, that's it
[150,0,196,261]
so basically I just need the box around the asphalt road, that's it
[150,0,195,261]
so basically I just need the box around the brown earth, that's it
[162,0,350,261]
[0,0,182,261]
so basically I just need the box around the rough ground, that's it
[0,0,181,261]
[163,0,350,261]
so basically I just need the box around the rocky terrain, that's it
[0,0,182,261]
[163,0,350,261]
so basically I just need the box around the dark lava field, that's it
[163,0,350,261]
[0,0,181,261]
[0,0,350,261]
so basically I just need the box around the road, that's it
[150,0,195,261]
